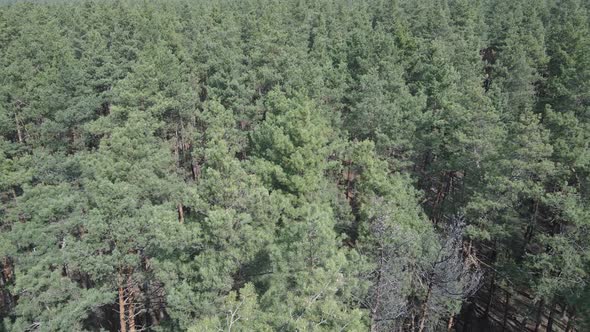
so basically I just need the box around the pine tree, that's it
[248,90,365,330]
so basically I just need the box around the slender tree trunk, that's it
[433,172,454,223]
[345,161,353,202]
[370,245,384,332]
[127,274,136,332]
[174,128,181,167]
[546,303,556,332]
[501,290,510,331]
[174,127,185,224]
[128,297,136,332]
[11,188,18,204]
[534,298,544,332]
[564,308,575,332]
[144,281,152,328]
[192,157,200,180]
[418,283,433,332]
[447,315,454,331]
[1,257,12,282]
[484,272,496,319]
[432,179,446,225]
[14,113,23,143]
[0,256,13,312]
[422,151,432,174]
[524,200,539,250]
[118,274,127,332]
[82,273,90,289]
[177,203,184,224]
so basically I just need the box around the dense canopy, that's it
[0,0,589,331]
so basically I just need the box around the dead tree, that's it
[417,216,483,332]
[363,197,421,332]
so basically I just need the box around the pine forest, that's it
[0,0,589,331]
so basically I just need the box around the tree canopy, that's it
[1,0,589,331]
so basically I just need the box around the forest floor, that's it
[456,285,575,332]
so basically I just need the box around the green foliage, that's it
[0,0,589,331]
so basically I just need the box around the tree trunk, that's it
[143,281,151,328]
[534,298,544,332]
[118,274,127,332]
[433,172,454,224]
[546,303,556,332]
[177,203,184,224]
[14,113,23,143]
[418,283,433,332]
[523,200,539,255]
[174,128,181,168]
[484,272,496,319]
[501,290,511,331]
[1,257,12,283]
[128,297,136,332]
[432,179,446,225]
[370,245,384,332]
[174,126,185,225]
[564,308,575,332]
[192,158,201,180]
[11,188,18,204]
[0,256,14,314]
[127,274,136,332]
[447,315,454,332]
[345,161,353,203]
